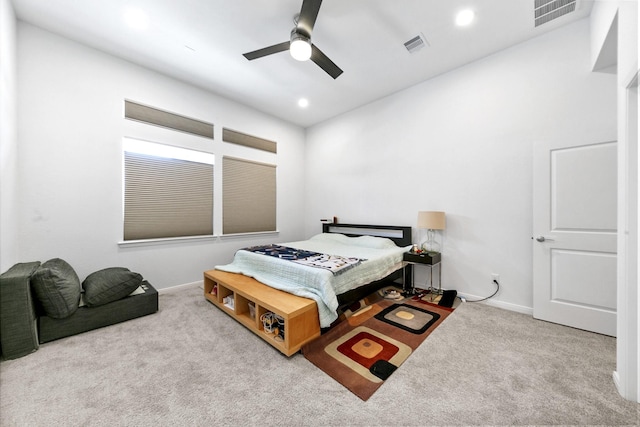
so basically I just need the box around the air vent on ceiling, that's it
[534,0,577,27]
[404,33,429,53]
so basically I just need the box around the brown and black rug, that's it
[302,290,454,401]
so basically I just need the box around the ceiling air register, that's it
[534,0,577,27]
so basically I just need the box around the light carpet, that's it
[1,284,638,426]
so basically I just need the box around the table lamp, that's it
[417,211,446,254]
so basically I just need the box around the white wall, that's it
[14,23,306,288]
[305,18,617,312]
[0,0,18,272]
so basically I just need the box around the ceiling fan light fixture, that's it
[290,32,312,61]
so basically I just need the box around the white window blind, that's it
[223,156,276,234]
[123,140,214,240]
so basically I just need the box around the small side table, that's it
[402,252,442,296]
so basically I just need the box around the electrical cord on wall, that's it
[460,279,500,303]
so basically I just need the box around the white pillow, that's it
[348,235,397,249]
[309,233,350,243]
[311,232,397,249]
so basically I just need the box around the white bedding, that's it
[215,233,411,327]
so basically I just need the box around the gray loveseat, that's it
[0,259,158,360]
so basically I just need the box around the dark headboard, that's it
[322,223,412,247]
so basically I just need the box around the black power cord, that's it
[463,279,500,303]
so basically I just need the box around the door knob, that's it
[535,236,554,242]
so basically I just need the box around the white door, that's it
[533,139,617,336]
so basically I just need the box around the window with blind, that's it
[123,138,214,241]
[222,156,276,234]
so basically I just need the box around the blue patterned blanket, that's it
[242,244,363,275]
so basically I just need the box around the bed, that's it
[214,224,412,328]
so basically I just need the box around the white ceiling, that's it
[11,0,594,127]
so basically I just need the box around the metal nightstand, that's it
[402,251,442,296]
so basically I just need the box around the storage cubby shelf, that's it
[203,270,320,356]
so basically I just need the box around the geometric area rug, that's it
[302,294,453,401]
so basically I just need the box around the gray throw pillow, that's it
[82,267,142,307]
[31,258,81,319]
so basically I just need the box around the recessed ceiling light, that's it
[455,9,475,26]
[298,98,309,108]
[123,7,149,30]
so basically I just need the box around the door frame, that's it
[615,68,639,402]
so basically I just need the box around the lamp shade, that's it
[417,211,446,230]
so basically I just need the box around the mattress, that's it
[215,233,411,327]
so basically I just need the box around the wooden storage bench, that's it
[203,270,320,356]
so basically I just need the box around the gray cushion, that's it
[82,267,142,307]
[0,262,41,359]
[31,258,81,319]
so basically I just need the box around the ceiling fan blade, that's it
[243,41,290,60]
[310,44,343,79]
[297,0,322,37]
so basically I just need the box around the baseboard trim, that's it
[613,370,621,396]
[158,281,203,295]
[159,282,534,316]
[458,293,533,316]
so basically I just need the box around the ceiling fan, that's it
[242,0,343,79]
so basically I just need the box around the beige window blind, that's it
[125,100,214,139]
[124,151,214,240]
[223,156,276,234]
[222,128,277,153]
